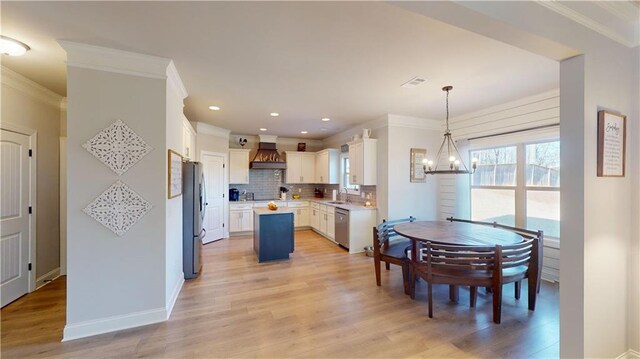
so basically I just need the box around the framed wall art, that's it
[410,148,427,182]
[597,110,626,177]
[168,149,183,198]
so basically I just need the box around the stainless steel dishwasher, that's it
[335,208,349,249]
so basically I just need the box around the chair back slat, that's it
[373,216,415,252]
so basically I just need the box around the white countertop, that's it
[231,198,376,211]
[253,207,295,215]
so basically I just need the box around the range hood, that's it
[249,135,286,170]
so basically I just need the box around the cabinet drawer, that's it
[230,203,253,210]
[310,202,320,210]
[318,204,327,212]
[326,206,335,215]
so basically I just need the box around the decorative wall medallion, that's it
[83,180,152,236]
[82,120,153,175]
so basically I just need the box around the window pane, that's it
[471,188,515,226]
[470,146,517,186]
[526,141,560,187]
[527,190,560,237]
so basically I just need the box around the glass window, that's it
[470,146,517,186]
[341,156,359,193]
[471,188,516,226]
[469,140,560,239]
[526,141,560,187]
[526,190,560,238]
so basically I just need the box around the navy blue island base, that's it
[253,208,294,263]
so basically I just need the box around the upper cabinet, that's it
[348,138,377,185]
[182,115,196,160]
[315,149,340,184]
[285,151,315,184]
[229,149,250,184]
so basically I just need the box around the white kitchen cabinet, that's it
[348,138,377,185]
[318,204,328,235]
[326,206,335,239]
[229,203,253,232]
[285,151,316,184]
[288,201,310,228]
[182,116,196,160]
[310,203,320,230]
[229,149,250,184]
[315,149,340,184]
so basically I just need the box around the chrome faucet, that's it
[343,187,351,203]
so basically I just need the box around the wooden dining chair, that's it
[412,237,538,324]
[372,216,416,294]
[446,217,544,294]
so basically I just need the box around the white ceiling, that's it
[1,2,559,139]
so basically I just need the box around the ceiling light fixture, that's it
[423,86,477,175]
[0,35,30,56]
[321,118,330,122]
[259,128,267,132]
[300,131,308,134]
[270,112,279,117]
[208,106,220,111]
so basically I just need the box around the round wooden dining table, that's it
[394,220,524,301]
[394,220,523,246]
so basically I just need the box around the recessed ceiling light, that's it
[300,131,308,134]
[208,106,220,111]
[259,128,267,131]
[321,118,330,122]
[0,35,30,56]
[270,112,279,117]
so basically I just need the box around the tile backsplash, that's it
[229,169,376,205]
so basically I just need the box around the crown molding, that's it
[166,61,188,100]
[537,1,638,48]
[321,115,389,146]
[1,66,63,108]
[195,122,231,139]
[58,40,173,79]
[593,1,640,24]
[387,114,441,131]
[276,136,323,147]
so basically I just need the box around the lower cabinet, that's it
[293,207,310,227]
[230,208,253,232]
[326,206,335,239]
[310,204,320,230]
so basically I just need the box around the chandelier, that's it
[423,86,477,175]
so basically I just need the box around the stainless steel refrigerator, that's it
[183,161,206,279]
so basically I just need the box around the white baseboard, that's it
[617,349,640,359]
[63,307,167,342]
[166,274,184,320]
[35,267,60,290]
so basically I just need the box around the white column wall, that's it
[62,42,188,340]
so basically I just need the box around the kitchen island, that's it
[253,207,295,262]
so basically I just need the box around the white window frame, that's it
[339,153,360,195]
[469,139,560,245]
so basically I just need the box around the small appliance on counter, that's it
[229,188,240,201]
[314,188,324,198]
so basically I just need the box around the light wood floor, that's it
[1,230,559,358]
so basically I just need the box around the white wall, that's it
[386,123,440,221]
[62,42,187,340]
[439,90,561,282]
[0,66,63,281]
[165,63,188,315]
[630,44,640,356]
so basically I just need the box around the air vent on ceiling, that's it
[401,76,427,88]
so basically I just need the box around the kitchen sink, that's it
[327,201,345,204]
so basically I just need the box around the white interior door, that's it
[201,153,225,243]
[1,130,31,307]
